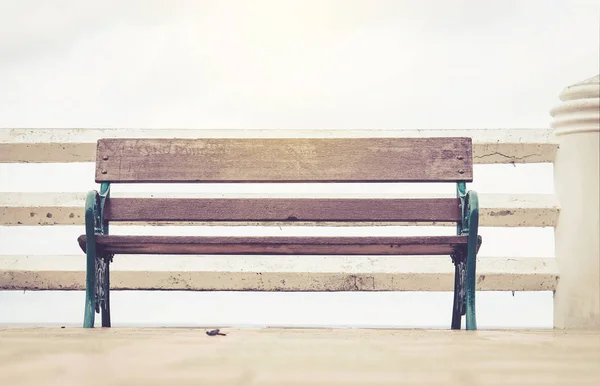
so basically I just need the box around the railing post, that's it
[551,75,600,329]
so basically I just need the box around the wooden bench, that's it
[77,137,482,330]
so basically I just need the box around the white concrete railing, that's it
[0,75,597,328]
[0,128,560,289]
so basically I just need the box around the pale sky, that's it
[0,0,598,128]
[0,0,598,328]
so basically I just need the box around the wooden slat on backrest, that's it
[95,138,473,182]
[103,198,462,222]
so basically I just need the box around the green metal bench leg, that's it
[83,184,112,328]
[83,190,98,328]
[101,261,111,327]
[451,255,466,330]
[451,260,463,330]
[83,250,96,328]
[465,191,480,331]
[452,182,467,330]
[98,182,112,328]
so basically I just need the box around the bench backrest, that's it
[95,138,473,183]
[95,137,473,223]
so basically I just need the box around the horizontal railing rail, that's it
[0,128,556,164]
[0,256,558,292]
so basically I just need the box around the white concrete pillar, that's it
[550,75,600,329]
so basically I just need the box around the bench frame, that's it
[81,137,481,330]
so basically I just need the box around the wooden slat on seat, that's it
[95,138,473,183]
[104,198,462,222]
[77,235,467,255]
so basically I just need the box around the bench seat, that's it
[78,235,468,255]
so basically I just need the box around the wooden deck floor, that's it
[1,328,599,385]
